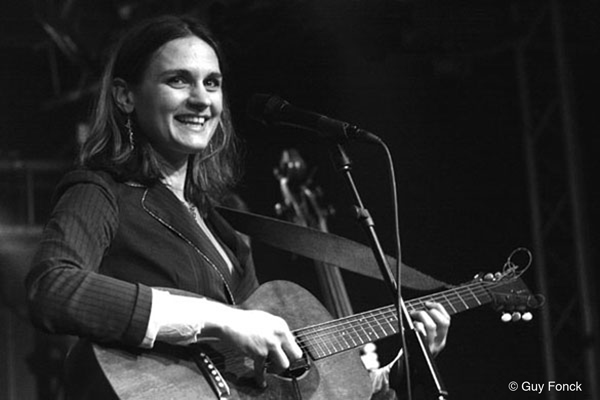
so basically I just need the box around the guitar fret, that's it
[322,324,340,356]
[356,319,370,345]
[324,333,338,356]
[440,292,458,314]
[462,286,480,309]
[363,314,381,341]
[383,310,398,335]
[466,285,483,306]
[339,327,354,349]
[455,290,469,310]
[346,324,359,347]
[371,312,388,339]
[339,328,353,349]
[377,309,396,339]
[303,327,327,358]
[350,319,366,348]
[467,287,481,306]
[330,332,344,354]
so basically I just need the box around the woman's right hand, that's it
[204,305,303,387]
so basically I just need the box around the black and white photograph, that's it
[1,1,598,399]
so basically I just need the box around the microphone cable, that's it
[371,136,413,400]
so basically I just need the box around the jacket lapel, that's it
[141,183,233,282]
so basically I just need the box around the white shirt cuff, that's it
[141,288,207,348]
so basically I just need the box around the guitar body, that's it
[80,281,372,400]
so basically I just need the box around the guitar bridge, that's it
[192,351,230,399]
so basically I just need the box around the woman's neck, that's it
[161,162,188,203]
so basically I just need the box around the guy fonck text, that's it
[517,381,582,394]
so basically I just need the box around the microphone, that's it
[247,94,381,144]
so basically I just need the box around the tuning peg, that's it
[274,202,287,216]
[484,273,495,281]
[522,312,533,322]
[501,313,512,322]
[511,312,522,322]
[326,204,336,217]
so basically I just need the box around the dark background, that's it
[1,0,598,399]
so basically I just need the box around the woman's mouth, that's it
[174,115,207,131]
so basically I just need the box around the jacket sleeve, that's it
[25,171,152,346]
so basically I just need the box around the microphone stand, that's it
[330,143,448,400]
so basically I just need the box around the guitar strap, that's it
[216,206,451,291]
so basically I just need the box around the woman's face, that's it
[130,36,223,165]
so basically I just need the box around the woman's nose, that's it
[188,84,211,108]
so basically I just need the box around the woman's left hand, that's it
[367,302,450,395]
[410,301,451,356]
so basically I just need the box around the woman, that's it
[25,15,449,398]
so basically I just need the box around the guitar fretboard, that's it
[294,279,494,360]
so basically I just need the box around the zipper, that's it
[141,189,236,305]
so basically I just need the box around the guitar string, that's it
[199,294,448,370]
[297,299,470,351]
[296,288,492,349]
[292,280,503,354]
[296,280,491,337]
[302,278,495,333]
[237,281,493,358]
[297,275,530,355]
[193,279,517,371]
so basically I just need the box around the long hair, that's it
[79,15,242,207]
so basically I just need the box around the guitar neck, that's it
[295,280,493,360]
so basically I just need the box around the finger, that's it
[425,302,451,322]
[426,308,450,342]
[281,332,303,361]
[423,306,450,329]
[411,310,441,356]
[413,320,426,338]
[411,310,437,340]
[254,357,267,389]
[424,303,451,345]
[266,345,290,374]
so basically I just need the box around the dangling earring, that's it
[126,115,135,149]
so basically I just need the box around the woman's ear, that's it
[112,78,135,114]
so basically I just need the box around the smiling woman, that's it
[23,14,449,400]
[24,15,303,399]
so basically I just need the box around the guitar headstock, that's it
[476,248,544,323]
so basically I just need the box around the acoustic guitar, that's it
[72,264,541,400]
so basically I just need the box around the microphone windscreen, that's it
[247,94,286,124]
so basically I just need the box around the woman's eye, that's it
[205,78,222,90]
[168,77,187,87]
